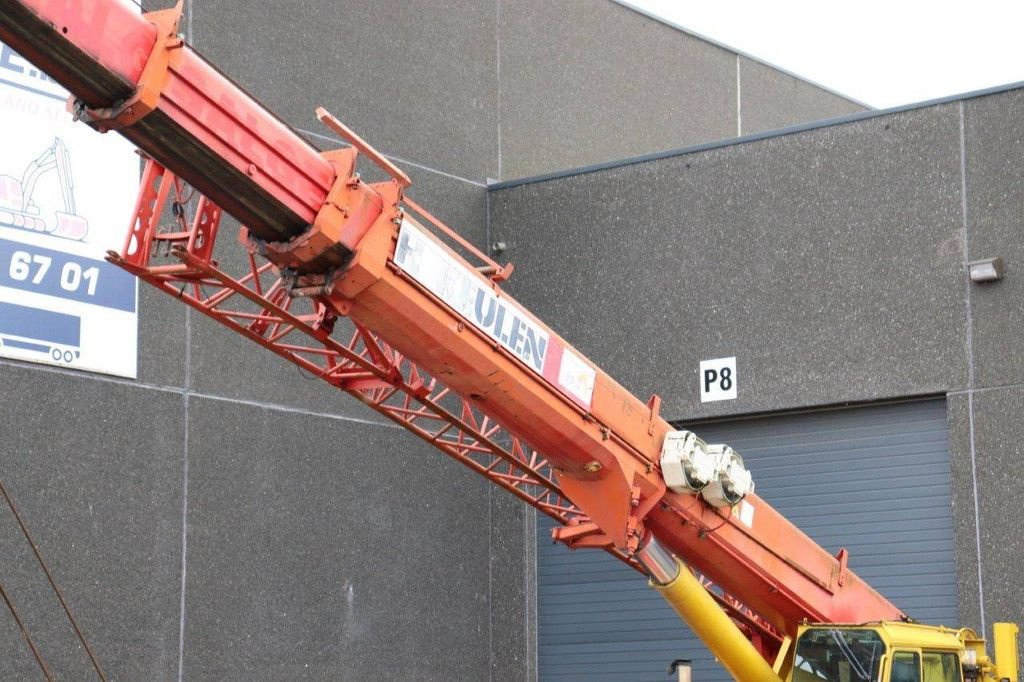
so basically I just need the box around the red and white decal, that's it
[394,219,596,408]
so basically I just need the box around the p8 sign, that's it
[699,356,737,403]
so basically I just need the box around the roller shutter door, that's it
[537,398,956,681]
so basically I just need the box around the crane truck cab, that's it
[646,541,1019,682]
[790,622,1019,682]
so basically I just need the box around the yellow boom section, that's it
[653,558,782,682]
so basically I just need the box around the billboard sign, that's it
[0,41,139,378]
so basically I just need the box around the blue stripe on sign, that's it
[0,238,136,312]
[0,300,80,346]
[2,337,51,353]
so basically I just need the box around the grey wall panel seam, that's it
[177,392,190,682]
[485,189,492,258]
[959,99,987,635]
[0,359,398,428]
[609,0,872,109]
[495,0,503,181]
[948,381,1024,395]
[185,319,192,393]
[188,392,401,428]
[488,81,1024,191]
[966,393,986,635]
[295,128,486,187]
[736,54,742,136]
[0,357,185,394]
[960,101,975,390]
[178,249,193,679]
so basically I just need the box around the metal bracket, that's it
[317,106,411,188]
[251,146,404,281]
[647,394,662,435]
[625,473,665,554]
[835,547,849,587]
[550,520,614,550]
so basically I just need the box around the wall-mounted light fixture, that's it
[668,659,692,682]
[967,257,1004,283]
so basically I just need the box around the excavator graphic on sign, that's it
[0,137,88,241]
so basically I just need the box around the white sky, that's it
[621,0,1024,109]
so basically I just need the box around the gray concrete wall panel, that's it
[949,386,1024,662]
[488,490,533,681]
[963,89,1024,388]
[739,56,866,135]
[138,284,188,388]
[0,365,183,679]
[192,1,498,182]
[964,387,1024,633]
[498,0,736,180]
[947,392,984,633]
[180,396,494,679]
[491,104,966,419]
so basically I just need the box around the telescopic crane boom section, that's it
[3,2,1015,679]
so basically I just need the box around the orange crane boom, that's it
[0,0,908,666]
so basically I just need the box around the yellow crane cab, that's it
[789,621,1019,682]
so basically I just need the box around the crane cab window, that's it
[890,652,921,682]
[889,650,962,682]
[794,628,886,681]
[921,652,961,682]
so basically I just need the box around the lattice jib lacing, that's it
[110,157,222,280]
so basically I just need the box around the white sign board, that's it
[700,356,736,402]
[0,42,138,378]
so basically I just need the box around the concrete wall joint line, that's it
[177,393,190,682]
[187,391,402,429]
[177,151,196,673]
[958,100,986,634]
[0,358,185,394]
[960,101,975,389]
[485,190,492,262]
[177,285,193,679]
[949,381,1024,396]
[736,54,742,136]
[0,359,402,429]
[185,318,192,395]
[609,0,870,108]
[495,0,503,180]
[965,392,986,635]
[495,0,503,181]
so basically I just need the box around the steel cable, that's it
[0,579,53,680]
[0,480,107,681]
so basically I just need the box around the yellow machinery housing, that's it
[651,556,1019,682]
